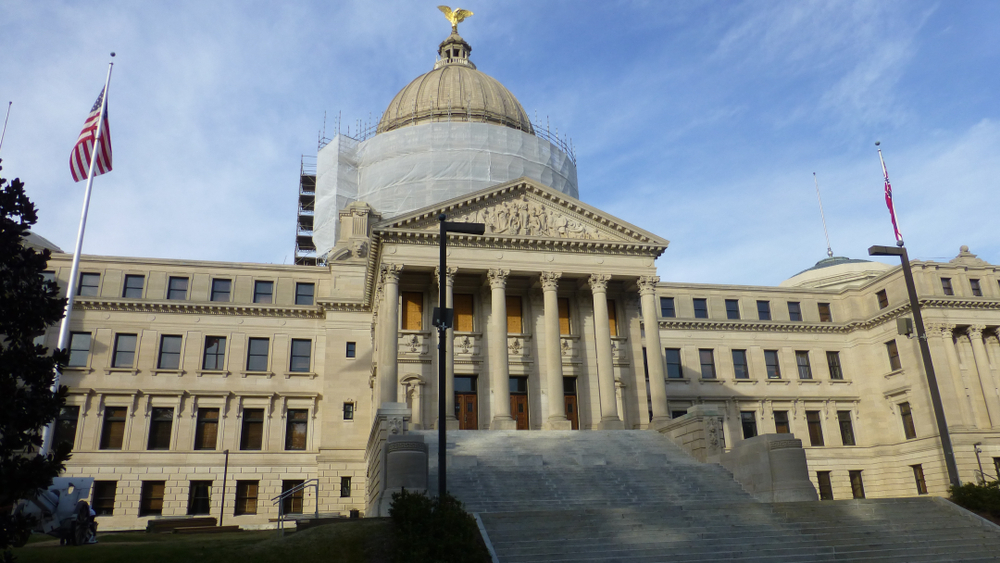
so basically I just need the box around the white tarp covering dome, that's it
[312,29,578,257]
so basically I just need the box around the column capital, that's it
[380,263,403,284]
[540,271,562,291]
[925,323,956,338]
[969,325,988,338]
[433,266,458,288]
[588,273,611,293]
[487,268,510,289]
[637,275,660,296]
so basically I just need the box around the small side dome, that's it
[377,32,533,135]
[781,256,891,289]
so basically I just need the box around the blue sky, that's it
[2,1,997,286]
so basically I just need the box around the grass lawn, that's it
[11,519,394,563]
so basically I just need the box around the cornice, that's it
[375,230,666,257]
[74,299,325,319]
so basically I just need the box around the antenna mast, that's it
[0,102,11,154]
[813,172,833,258]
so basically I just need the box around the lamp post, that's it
[869,244,961,488]
[434,214,485,498]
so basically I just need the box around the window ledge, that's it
[699,378,724,384]
[829,379,852,384]
[732,379,757,384]
[105,367,139,376]
[62,366,94,374]
[665,378,690,384]
[151,369,185,377]
[797,379,820,384]
[197,370,230,378]
[242,371,274,378]
[766,379,789,385]
[284,371,317,379]
[884,368,904,379]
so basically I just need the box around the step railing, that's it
[271,479,319,536]
[974,469,998,484]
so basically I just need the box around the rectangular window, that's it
[188,480,212,515]
[92,481,117,516]
[54,406,80,449]
[876,289,889,309]
[41,270,55,283]
[246,337,269,371]
[253,280,274,304]
[343,402,355,420]
[787,302,802,321]
[78,272,100,296]
[167,276,189,300]
[194,408,219,450]
[849,470,865,499]
[341,476,352,498]
[67,332,91,367]
[837,411,856,446]
[806,411,824,446]
[795,351,812,380]
[281,480,304,515]
[240,408,264,450]
[501,295,522,333]
[285,409,308,450]
[764,350,781,379]
[100,406,127,450]
[818,303,832,322]
[295,282,315,305]
[665,348,683,379]
[900,402,916,439]
[157,335,182,369]
[147,407,174,450]
[455,294,475,332]
[756,300,771,320]
[235,481,258,515]
[402,291,423,330]
[774,411,790,434]
[558,297,571,335]
[346,341,356,358]
[112,333,137,368]
[699,349,716,379]
[732,349,749,379]
[912,464,928,494]
[817,471,834,500]
[725,299,740,320]
[606,299,618,336]
[210,279,231,302]
[693,298,708,319]
[971,279,983,297]
[139,481,165,516]
[202,336,226,370]
[826,351,843,380]
[289,339,311,372]
[740,411,757,439]
[660,297,675,318]
[941,277,953,295]
[886,339,901,371]
[122,274,144,298]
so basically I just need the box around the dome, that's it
[377,32,533,135]
[780,256,891,290]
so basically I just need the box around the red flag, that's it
[879,149,902,244]
[70,88,112,182]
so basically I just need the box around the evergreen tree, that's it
[0,162,71,561]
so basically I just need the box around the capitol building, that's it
[39,22,1000,530]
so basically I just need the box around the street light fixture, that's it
[869,244,961,488]
[433,214,485,499]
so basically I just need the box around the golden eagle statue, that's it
[438,6,473,33]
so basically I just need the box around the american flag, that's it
[70,88,112,182]
[879,149,903,244]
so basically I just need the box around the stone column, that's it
[378,264,403,405]
[927,324,973,428]
[541,272,571,430]
[638,275,669,426]
[589,274,623,429]
[435,267,459,430]
[488,268,516,430]
[968,326,1000,427]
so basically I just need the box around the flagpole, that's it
[40,54,115,457]
[0,101,11,154]
[875,141,904,247]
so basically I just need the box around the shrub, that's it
[389,489,490,563]
[950,480,1000,516]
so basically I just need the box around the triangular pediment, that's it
[373,177,670,249]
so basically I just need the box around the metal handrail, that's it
[974,470,998,485]
[270,478,319,536]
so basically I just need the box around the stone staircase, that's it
[414,430,1000,562]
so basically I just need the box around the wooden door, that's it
[510,394,529,430]
[564,395,579,430]
[456,393,478,430]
